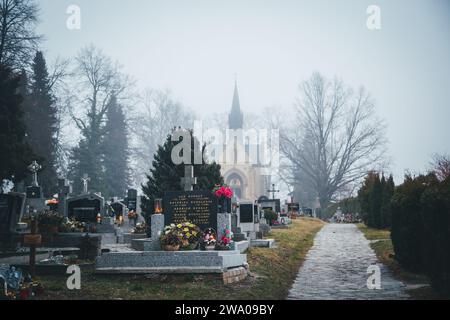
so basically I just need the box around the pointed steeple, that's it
[229,80,243,129]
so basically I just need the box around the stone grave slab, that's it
[95,250,247,274]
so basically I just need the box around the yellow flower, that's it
[186,232,191,237]
[183,228,189,232]
[177,224,182,228]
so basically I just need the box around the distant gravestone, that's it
[0,193,25,233]
[57,178,71,217]
[126,189,138,212]
[163,190,217,231]
[111,201,127,220]
[239,203,254,224]
[67,194,103,223]
[25,161,46,212]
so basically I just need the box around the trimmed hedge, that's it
[390,174,450,296]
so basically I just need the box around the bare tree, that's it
[129,89,195,188]
[68,45,132,139]
[281,72,387,209]
[430,154,450,181]
[49,57,72,176]
[0,0,41,69]
[66,45,133,192]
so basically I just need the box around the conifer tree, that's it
[141,129,223,217]
[0,65,35,190]
[381,175,395,228]
[101,95,130,198]
[24,51,58,196]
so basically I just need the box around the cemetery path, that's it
[288,223,409,300]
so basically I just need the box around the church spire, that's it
[229,79,243,129]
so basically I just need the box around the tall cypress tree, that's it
[0,65,35,190]
[358,171,377,225]
[369,174,383,228]
[101,95,129,198]
[141,129,224,218]
[68,137,104,195]
[24,51,58,196]
[381,175,395,228]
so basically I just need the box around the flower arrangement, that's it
[160,232,182,250]
[132,222,148,234]
[59,219,87,233]
[263,209,278,226]
[202,228,217,250]
[1,268,44,300]
[127,210,138,220]
[36,210,64,227]
[213,185,234,199]
[36,210,64,233]
[216,228,233,250]
[160,222,202,250]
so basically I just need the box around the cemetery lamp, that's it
[154,199,163,215]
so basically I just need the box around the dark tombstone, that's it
[111,201,127,220]
[26,186,42,199]
[126,189,138,212]
[0,193,26,233]
[239,203,254,224]
[257,198,281,213]
[163,190,217,231]
[67,194,103,223]
[57,179,71,217]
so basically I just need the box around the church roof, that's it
[229,81,244,129]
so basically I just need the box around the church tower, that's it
[228,82,243,129]
[221,81,270,201]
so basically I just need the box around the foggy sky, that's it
[37,0,450,184]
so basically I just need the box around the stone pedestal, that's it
[151,214,165,239]
[131,214,164,251]
[217,213,231,241]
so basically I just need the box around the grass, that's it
[37,217,325,300]
[357,223,444,300]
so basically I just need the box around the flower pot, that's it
[163,244,180,251]
[181,242,198,251]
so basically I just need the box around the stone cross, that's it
[267,183,280,200]
[180,165,197,192]
[81,174,90,194]
[27,161,42,187]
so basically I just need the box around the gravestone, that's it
[0,193,26,233]
[257,198,281,214]
[66,194,104,223]
[25,161,47,213]
[238,201,260,240]
[180,165,197,192]
[163,190,217,231]
[57,178,71,217]
[125,189,141,216]
[111,200,127,220]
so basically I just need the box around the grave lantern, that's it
[154,199,163,214]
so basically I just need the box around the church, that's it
[220,82,272,201]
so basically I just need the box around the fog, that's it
[37,0,450,184]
